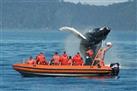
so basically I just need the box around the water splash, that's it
[64,27,93,57]
[64,34,80,56]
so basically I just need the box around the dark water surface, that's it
[0,30,137,91]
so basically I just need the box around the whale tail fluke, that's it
[59,26,87,40]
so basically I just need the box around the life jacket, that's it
[60,55,68,65]
[74,58,84,65]
[27,59,35,64]
[68,59,73,65]
[73,54,83,65]
[36,54,48,64]
[86,49,93,57]
[62,54,68,58]
[52,54,60,64]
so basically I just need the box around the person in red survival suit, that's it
[85,47,94,65]
[86,47,94,57]
[73,52,84,65]
[36,52,48,65]
[68,56,73,65]
[92,42,112,67]
[26,56,36,65]
[60,51,69,65]
[50,52,60,65]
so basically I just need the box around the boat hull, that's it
[13,64,112,77]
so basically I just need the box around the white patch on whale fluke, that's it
[59,27,87,40]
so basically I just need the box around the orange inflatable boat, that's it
[13,63,119,77]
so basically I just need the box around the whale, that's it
[59,26,111,58]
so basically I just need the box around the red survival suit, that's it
[73,53,84,65]
[36,53,48,65]
[60,53,68,65]
[86,49,94,57]
[26,58,35,65]
[51,54,60,65]
[68,58,73,65]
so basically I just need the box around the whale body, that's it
[59,26,110,58]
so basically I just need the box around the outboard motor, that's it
[110,63,120,76]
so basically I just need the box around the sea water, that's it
[0,29,137,91]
